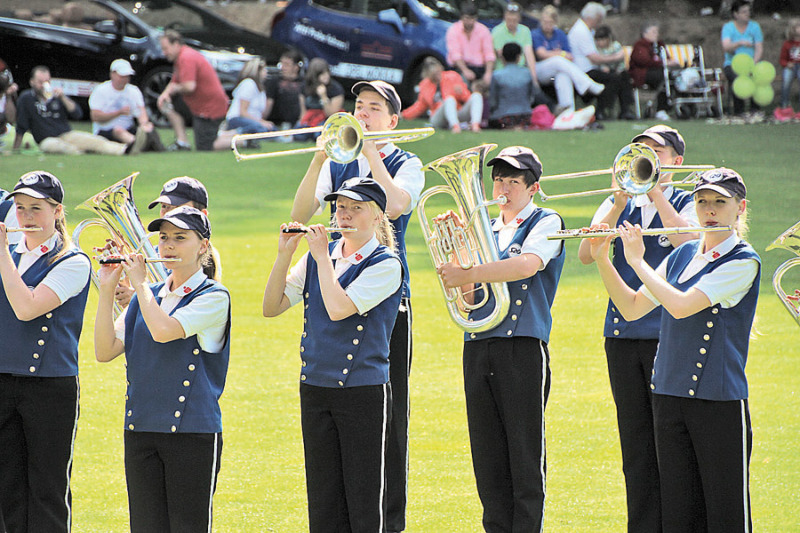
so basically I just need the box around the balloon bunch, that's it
[731,54,776,106]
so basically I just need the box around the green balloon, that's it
[752,61,776,85]
[732,75,755,99]
[753,84,774,106]
[731,53,755,76]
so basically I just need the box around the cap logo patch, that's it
[703,171,725,183]
[22,174,40,186]
[164,180,179,192]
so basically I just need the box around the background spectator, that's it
[89,59,162,153]
[264,48,305,131]
[594,26,626,74]
[568,2,635,120]
[776,17,800,117]
[532,4,605,114]
[628,22,680,120]
[299,57,345,132]
[157,30,229,151]
[0,58,18,141]
[446,1,496,87]
[491,3,538,85]
[721,0,763,116]
[225,58,273,135]
[13,66,130,155]
[402,57,483,133]
[488,43,539,129]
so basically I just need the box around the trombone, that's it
[231,112,434,164]
[537,143,714,201]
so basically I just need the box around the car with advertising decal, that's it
[0,0,265,125]
[270,0,538,104]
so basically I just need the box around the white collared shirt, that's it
[284,236,402,315]
[591,186,699,229]
[12,234,91,304]
[642,233,758,308]
[115,268,230,353]
[492,202,563,268]
[314,143,425,216]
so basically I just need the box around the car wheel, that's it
[400,58,431,108]
[140,66,174,128]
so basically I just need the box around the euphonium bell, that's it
[72,173,167,317]
[766,219,800,327]
[417,144,511,333]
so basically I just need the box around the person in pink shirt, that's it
[402,57,483,132]
[157,30,229,152]
[446,1,496,87]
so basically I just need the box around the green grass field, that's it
[2,119,799,532]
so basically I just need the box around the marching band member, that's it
[264,178,402,533]
[0,171,91,532]
[290,80,423,532]
[576,125,698,531]
[436,147,565,532]
[588,168,758,533]
[94,206,231,532]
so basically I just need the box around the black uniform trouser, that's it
[301,382,392,533]
[124,431,222,533]
[385,300,412,532]
[653,395,752,533]
[0,374,79,533]
[463,337,550,533]
[605,338,662,533]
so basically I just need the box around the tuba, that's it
[416,144,510,333]
[766,219,800,327]
[72,173,167,317]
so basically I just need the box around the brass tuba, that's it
[416,144,510,333]
[72,172,167,317]
[766,219,800,327]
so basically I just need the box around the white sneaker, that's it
[588,81,605,95]
[655,110,671,121]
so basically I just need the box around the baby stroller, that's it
[661,45,725,119]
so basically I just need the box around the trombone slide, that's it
[548,225,732,240]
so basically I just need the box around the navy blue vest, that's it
[651,240,760,400]
[0,198,12,221]
[124,279,231,433]
[467,208,565,344]
[604,189,694,339]
[328,148,419,298]
[0,239,90,377]
[300,241,402,388]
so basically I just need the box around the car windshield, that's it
[118,0,204,32]
[415,0,505,23]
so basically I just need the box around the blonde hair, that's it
[734,195,749,240]
[329,200,396,253]
[236,58,266,91]
[541,4,559,22]
[42,198,74,264]
[202,242,222,282]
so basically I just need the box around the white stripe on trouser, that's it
[740,400,750,533]
[402,303,412,506]
[537,339,547,533]
[207,433,220,533]
[64,376,80,533]
[378,383,389,533]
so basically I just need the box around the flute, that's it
[281,226,358,233]
[547,225,733,240]
[97,257,182,264]
[6,227,43,232]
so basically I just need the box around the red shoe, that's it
[773,106,795,122]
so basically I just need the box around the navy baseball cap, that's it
[632,125,686,156]
[692,168,747,199]
[488,146,544,180]
[352,80,402,115]
[8,171,64,203]
[148,206,212,239]
[148,177,208,209]
[324,177,387,212]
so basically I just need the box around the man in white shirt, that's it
[567,2,635,120]
[89,59,163,153]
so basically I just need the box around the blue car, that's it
[270,0,538,104]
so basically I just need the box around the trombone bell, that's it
[766,219,800,327]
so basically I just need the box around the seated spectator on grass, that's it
[264,48,306,130]
[225,58,274,135]
[0,58,18,141]
[299,57,345,131]
[488,43,545,129]
[402,57,483,133]
[14,66,131,155]
[90,59,163,153]
[568,2,635,120]
[594,25,626,74]
[532,4,605,113]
